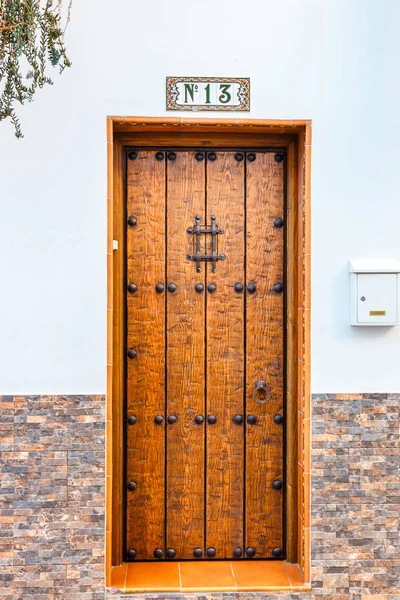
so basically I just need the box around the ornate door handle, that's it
[187,215,225,273]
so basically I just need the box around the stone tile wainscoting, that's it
[0,394,398,599]
[0,395,106,599]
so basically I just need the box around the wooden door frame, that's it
[106,116,311,586]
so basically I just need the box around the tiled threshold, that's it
[110,560,310,593]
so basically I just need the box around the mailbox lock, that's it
[360,296,366,301]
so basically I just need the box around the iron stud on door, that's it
[127,282,138,293]
[127,215,137,227]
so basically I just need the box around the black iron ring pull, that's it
[252,379,271,403]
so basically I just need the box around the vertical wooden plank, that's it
[245,151,285,558]
[126,149,166,559]
[112,140,124,566]
[166,151,206,558]
[285,140,298,562]
[206,151,245,558]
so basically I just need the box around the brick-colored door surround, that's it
[106,117,312,591]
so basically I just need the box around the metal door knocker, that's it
[252,379,271,404]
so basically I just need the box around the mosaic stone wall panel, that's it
[311,393,399,599]
[0,395,106,599]
[1,394,399,599]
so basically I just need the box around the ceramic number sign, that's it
[166,77,250,111]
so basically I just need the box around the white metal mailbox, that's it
[349,260,400,326]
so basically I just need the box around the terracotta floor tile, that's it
[110,564,127,591]
[125,562,181,592]
[233,560,291,591]
[282,562,305,587]
[113,560,304,593]
[180,561,236,592]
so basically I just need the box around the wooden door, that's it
[125,148,285,561]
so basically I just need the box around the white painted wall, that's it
[1,0,399,394]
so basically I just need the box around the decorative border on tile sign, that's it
[166,77,250,111]
[0,393,398,598]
